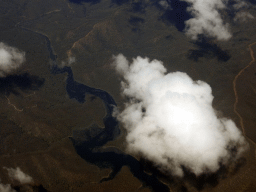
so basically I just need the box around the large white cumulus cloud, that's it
[0,42,25,77]
[113,54,248,177]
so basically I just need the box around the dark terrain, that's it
[0,0,256,192]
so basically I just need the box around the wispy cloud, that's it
[0,167,33,192]
[234,11,254,22]
[0,183,16,192]
[158,0,254,40]
[4,167,33,184]
[184,0,231,40]
[233,0,254,22]
[61,56,76,67]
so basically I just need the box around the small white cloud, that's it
[0,183,16,192]
[68,57,76,65]
[159,0,170,10]
[61,56,76,67]
[184,0,231,40]
[162,0,253,40]
[0,42,25,77]
[5,167,33,184]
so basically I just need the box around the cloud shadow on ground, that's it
[187,37,231,62]
[159,0,192,32]
[0,73,45,95]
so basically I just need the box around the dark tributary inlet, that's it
[50,63,170,192]
[40,33,170,191]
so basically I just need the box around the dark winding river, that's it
[18,26,170,192]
